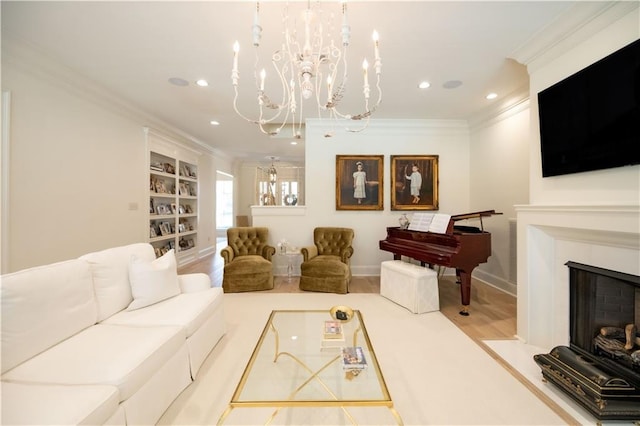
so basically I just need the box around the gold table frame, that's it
[217,309,403,425]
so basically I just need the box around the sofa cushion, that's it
[1,324,186,401]
[80,243,155,321]
[1,381,120,426]
[127,249,180,311]
[1,259,97,374]
[224,255,272,275]
[104,287,223,337]
[301,255,349,277]
[178,273,212,293]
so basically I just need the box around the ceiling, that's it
[1,1,608,163]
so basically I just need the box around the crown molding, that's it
[2,37,222,157]
[510,2,638,73]
[305,118,470,138]
[468,85,530,132]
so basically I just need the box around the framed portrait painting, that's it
[391,155,439,210]
[335,155,384,210]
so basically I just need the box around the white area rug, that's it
[159,293,567,425]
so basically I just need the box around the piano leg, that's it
[457,268,471,316]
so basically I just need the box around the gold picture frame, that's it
[335,155,383,210]
[391,155,439,210]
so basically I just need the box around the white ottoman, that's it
[380,260,440,314]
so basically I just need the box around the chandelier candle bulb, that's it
[363,59,370,99]
[363,59,369,83]
[232,42,240,86]
[373,31,380,60]
[259,69,266,91]
[373,31,382,74]
[327,76,333,103]
[232,42,239,71]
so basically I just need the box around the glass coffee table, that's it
[217,309,403,425]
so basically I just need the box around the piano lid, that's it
[451,209,502,221]
[451,209,502,232]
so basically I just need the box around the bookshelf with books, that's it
[148,143,199,266]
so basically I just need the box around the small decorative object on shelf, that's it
[399,213,410,229]
[284,194,298,206]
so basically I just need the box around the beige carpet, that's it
[158,293,567,425]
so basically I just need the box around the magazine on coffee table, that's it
[342,346,368,369]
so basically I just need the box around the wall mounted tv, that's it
[538,39,640,178]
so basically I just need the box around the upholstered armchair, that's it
[220,227,276,293]
[299,227,354,294]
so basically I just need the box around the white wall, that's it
[1,43,225,272]
[527,9,640,206]
[253,118,472,276]
[469,102,531,293]
[516,7,640,347]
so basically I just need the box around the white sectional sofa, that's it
[1,243,225,425]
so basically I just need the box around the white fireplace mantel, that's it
[515,204,640,350]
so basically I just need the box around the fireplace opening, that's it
[534,261,640,420]
[570,262,640,382]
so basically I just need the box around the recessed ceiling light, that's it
[443,80,463,89]
[290,141,298,145]
[168,77,189,87]
[210,120,220,126]
[196,79,209,87]
[486,92,498,100]
[418,81,431,89]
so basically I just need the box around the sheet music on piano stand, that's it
[407,213,452,234]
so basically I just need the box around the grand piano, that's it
[379,210,501,315]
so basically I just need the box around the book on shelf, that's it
[323,320,343,340]
[341,346,367,370]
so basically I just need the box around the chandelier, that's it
[231,1,382,138]
[259,156,278,205]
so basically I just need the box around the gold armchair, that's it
[299,227,354,294]
[220,227,276,293]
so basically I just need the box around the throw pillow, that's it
[127,249,180,311]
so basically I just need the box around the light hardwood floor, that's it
[179,239,517,343]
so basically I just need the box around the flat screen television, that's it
[538,39,640,177]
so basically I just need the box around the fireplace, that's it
[534,261,640,420]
